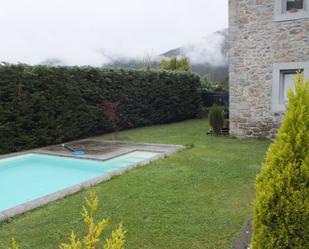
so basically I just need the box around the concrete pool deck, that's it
[0,139,183,221]
[36,139,183,160]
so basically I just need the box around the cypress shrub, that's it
[251,74,309,248]
[209,104,224,134]
[0,64,201,154]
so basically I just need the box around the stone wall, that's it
[229,0,309,139]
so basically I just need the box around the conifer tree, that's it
[251,73,309,248]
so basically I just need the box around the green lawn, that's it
[0,119,270,249]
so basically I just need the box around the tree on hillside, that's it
[200,75,229,92]
[139,53,158,70]
[159,56,191,71]
[251,73,309,249]
[222,76,229,91]
[200,75,214,91]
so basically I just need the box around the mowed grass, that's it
[0,119,270,249]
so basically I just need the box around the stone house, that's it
[229,0,309,138]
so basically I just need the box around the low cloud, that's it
[178,30,228,66]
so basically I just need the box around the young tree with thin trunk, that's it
[97,100,121,140]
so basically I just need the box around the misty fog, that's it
[0,0,228,67]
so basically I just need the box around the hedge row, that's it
[0,64,201,154]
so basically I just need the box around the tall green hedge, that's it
[0,64,201,154]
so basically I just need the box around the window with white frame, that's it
[272,62,309,112]
[274,0,309,21]
[284,0,304,13]
[280,69,301,103]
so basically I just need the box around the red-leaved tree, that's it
[97,100,121,139]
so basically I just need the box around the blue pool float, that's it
[62,144,85,156]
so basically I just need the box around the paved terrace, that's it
[35,139,182,160]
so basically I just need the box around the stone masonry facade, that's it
[229,0,309,139]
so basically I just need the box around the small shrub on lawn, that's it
[251,73,309,249]
[209,104,224,135]
[10,191,126,249]
[9,239,19,249]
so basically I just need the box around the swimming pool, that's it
[0,151,159,217]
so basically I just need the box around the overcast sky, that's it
[0,0,228,66]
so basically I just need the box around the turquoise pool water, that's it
[0,151,159,212]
